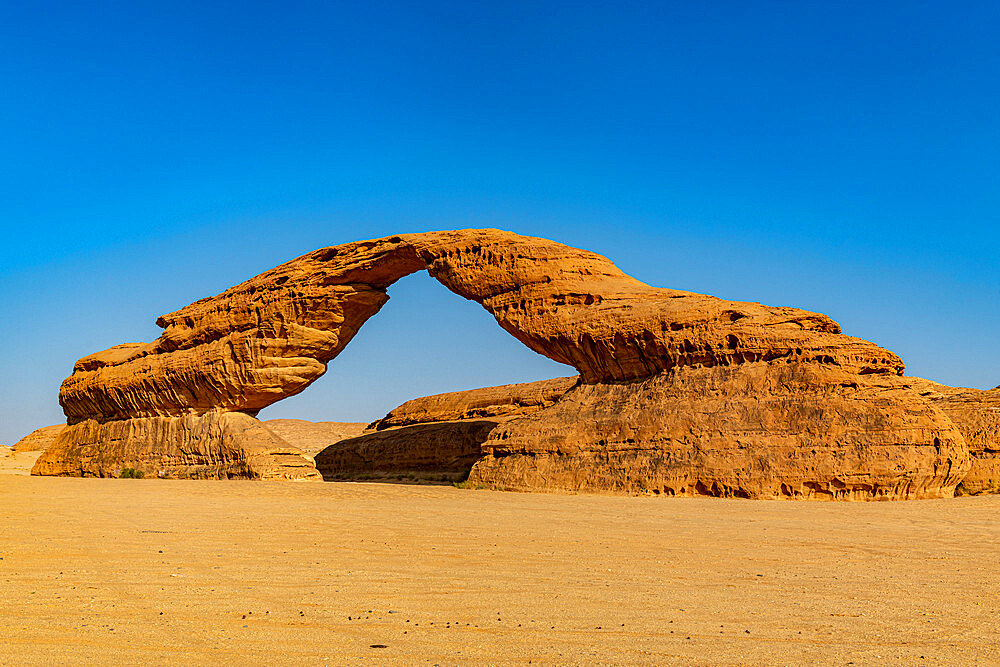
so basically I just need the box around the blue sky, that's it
[1,1,997,443]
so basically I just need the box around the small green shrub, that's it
[452,481,488,490]
[119,467,145,479]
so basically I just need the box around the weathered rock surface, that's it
[34,411,320,480]
[372,377,578,429]
[263,420,367,456]
[905,378,1000,495]
[315,378,577,480]
[316,421,498,480]
[35,229,976,498]
[469,365,969,499]
[12,424,66,452]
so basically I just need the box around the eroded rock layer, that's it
[372,377,578,430]
[469,364,970,499]
[906,378,1000,495]
[316,421,498,480]
[57,230,902,424]
[315,378,577,479]
[33,411,320,480]
[12,424,66,452]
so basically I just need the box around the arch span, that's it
[33,229,973,498]
[57,229,900,424]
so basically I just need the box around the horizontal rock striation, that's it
[34,410,320,480]
[469,365,969,499]
[316,378,577,480]
[906,378,1000,495]
[57,230,902,424]
[12,424,66,452]
[316,421,498,480]
[372,377,578,430]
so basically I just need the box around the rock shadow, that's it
[314,420,498,482]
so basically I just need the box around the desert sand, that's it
[0,448,42,475]
[2,470,998,665]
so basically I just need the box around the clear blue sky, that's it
[2,1,998,443]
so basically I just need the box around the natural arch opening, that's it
[257,271,574,425]
[257,271,576,483]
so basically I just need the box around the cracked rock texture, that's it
[32,229,985,497]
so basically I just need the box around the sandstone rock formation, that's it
[316,421,497,481]
[263,420,367,457]
[315,378,576,480]
[905,378,1000,495]
[33,229,978,498]
[373,377,577,429]
[469,367,968,499]
[12,424,65,452]
[35,411,320,480]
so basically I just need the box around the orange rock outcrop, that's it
[372,377,577,429]
[33,229,985,498]
[315,378,577,480]
[34,411,321,480]
[905,378,1000,495]
[12,424,65,452]
[262,420,367,457]
[470,367,968,498]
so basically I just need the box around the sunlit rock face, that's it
[470,366,969,499]
[314,377,578,481]
[34,411,321,480]
[12,424,65,452]
[34,229,978,497]
[905,378,1000,496]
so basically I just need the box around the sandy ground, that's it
[1,472,998,666]
[0,448,42,475]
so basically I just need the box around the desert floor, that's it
[1,464,998,666]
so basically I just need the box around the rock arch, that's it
[55,229,904,422]
[34,230,973,498]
